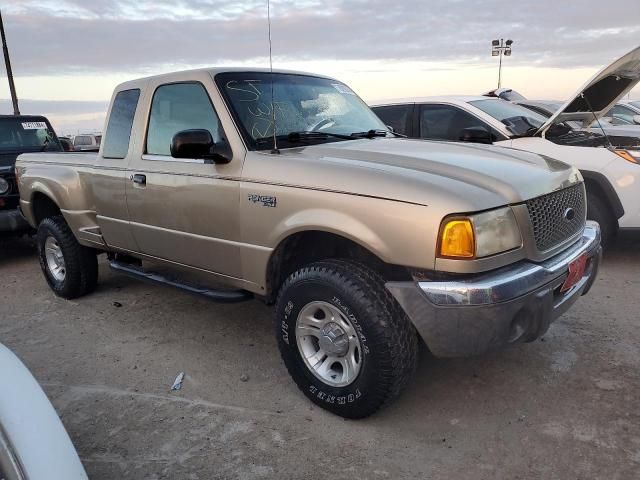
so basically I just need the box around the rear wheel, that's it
[276,259,418,419]
[587,193,616,246]
[37,216,98,299]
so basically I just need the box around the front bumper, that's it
[0,208,29,233]
[387,222,602,358]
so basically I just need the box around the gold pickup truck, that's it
[15,68,601,418]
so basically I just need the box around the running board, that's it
[109,261,253,303]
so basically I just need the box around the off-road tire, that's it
[276,259,418,419]
[587,193,616,246]
[37,216,98,299]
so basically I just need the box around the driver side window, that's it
[420,104,492,141]
[146,82,222,156]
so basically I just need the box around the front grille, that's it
[526,183,586,252]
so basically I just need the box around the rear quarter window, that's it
[103,89,141,159]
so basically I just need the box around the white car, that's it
[515,100,640,141]
[0,343,88,480]
[607,100,640,125]
[372,46,640,243]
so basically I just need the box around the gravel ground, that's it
[1,235,639,479]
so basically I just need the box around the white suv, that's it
[372,46,640,244]
[73,133,102,151]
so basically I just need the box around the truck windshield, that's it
[0,117,62,154]
[469,99,547,137]
[215,72,388,150]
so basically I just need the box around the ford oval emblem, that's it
[564,207,576,222]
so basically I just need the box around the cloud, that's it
[0,0,638,77]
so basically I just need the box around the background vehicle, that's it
[0,115,62,236]
[605,100,640,125]
[58,136,74,152]
[16,68,600,418]
[515,99,640,141]
[372,46,640,244]
[72,133,101,151]
[0,343,88,480]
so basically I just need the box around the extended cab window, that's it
[103,89,140,159]
[146,83,222,156]
[372,105,413,135]
[420,104,492,141]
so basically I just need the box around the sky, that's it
[1,0,639,134]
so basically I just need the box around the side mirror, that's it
[633,114,640,125]
[459,126,493,144]
[170,129,231,164]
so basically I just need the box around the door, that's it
[93,88,141,251]
[125,81,244,278]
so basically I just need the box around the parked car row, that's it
[372,46,640,245]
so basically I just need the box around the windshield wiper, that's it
[255,131,355,147]
[288,131,354,141]
[349,129,392,139]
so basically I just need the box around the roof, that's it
[114,67,337,91]
[0,114,52,120]
[370,95,494,107]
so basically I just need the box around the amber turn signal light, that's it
[614,150,639,164]
[439,218,475,258]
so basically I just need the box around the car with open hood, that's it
[372,45,640,244]
[15,68,600,418]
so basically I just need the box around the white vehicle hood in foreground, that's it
[537,45,640,136]
[0,343,88,480]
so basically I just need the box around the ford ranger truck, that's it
[0,115,62,235]
[15,69,601,418]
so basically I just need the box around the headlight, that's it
[614,149,640,164]
[438,207,522,259]
[0,177,9,195]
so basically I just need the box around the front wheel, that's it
[37,216,98,299]
[276,260,418,419]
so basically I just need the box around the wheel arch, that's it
[580,170,624,219]
[264,229,411,303]
[30,190,62,226]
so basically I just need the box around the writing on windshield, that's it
[216,72,386,150]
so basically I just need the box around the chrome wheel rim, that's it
[295,301,362,387]
[44,236,66,282]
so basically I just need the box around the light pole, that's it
[491,39,513,89]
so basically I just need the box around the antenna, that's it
[0,10,20,115]
[267,0,279,154]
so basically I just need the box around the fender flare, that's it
[579,170,624,219]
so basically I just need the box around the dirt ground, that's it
[1,234,639,480]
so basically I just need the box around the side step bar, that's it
[109,261,253,303]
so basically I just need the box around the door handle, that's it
[131,174,146,185]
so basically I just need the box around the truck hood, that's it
[264,138,581,210]
[537,45,640,136]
